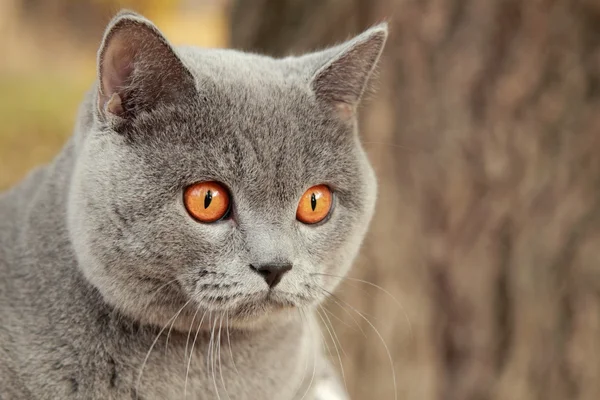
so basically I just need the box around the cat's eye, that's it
[184,181,231,223]
[296,185,333,225]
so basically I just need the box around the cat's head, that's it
[68,11,387,330]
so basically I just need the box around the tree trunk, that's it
[231,1,600,399]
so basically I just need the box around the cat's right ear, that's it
[96,11,195,122]
[305,24,388,122]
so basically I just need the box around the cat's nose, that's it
[250,263,293,288]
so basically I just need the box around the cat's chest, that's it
[103,328,311,400]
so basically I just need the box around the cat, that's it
[0,10,386,400]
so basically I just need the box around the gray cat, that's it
[0,11,386,400]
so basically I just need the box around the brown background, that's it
[2,1,600,399]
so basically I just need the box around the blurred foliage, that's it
[0,0,228,190]
[0,73,90,190]
[91,0,181,15]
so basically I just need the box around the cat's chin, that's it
[204,290,306,322]
[230,292,300,315]
[126,289,312,333]
[211,303,298,331]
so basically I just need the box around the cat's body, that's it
[0,11,386,400]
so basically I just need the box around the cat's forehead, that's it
[136,47,349,149]
[131,84,352,177]
[177,47,304,88]
[121,46,357,194]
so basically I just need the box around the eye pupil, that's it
[311,193,317,211]
[204,190,212,209]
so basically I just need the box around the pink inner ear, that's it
[96,17,195,118]
[102,35,135,97]
[334,102,356,121]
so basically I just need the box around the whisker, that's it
[320,304,359,334]
[318,286,398,400]
[325,295,368,339]
[320,305,350,360]
[184,304,210,399]
[136,298,193,393]
[139,277,181,317]
[205,310,214,374]
[164,300,190,357]
[217,313,232,400]
[143,277,180,304]
[312,272,413,338]
[314,308,334,366]
[290,308,310,400]
[210,314,223,400]
[183,306,201,399]
[184,306,202,369]
[225,310,241,378]
[317,306,348,394]
[298,307,317,400]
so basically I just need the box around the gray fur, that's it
[0,11,386,400]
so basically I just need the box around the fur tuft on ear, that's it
[309,23,388,120]
[97,10,195,120]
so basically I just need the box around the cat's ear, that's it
[309,24,388,120]
[96,11,195,120]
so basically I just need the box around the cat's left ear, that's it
[308,24,388,121]
[96,10,195,121]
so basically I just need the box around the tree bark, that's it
[231,1,600,399]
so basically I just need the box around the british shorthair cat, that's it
[0,10,387,399]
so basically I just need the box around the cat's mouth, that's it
[264,290,298,308]
[203,289,306,321]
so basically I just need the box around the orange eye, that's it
[184,181,231,223]
[296,185,333,224]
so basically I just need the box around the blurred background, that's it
[2,1,600,399]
